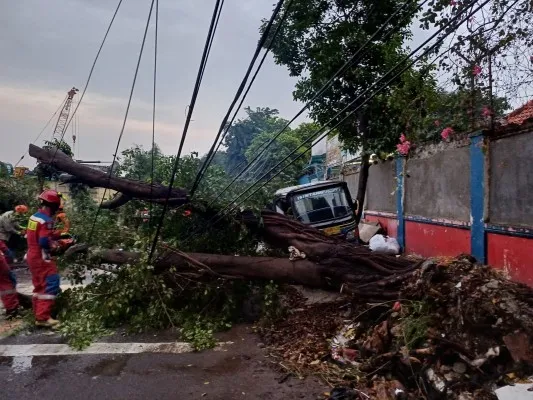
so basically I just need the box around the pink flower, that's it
[396,143,410,155]
[441,127,454,140]
[399,133,407,143]
[482,106,492,117]
[450,0,457,5]
[434,120,441,127]
[473,65,482,76]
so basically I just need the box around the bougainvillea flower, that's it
[450,0,457,5]
[441,127,454,140]
[434,120,441,126]
[182,210,192,217]
[482,106,492,117]
[473,65,482,76]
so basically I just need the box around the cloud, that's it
[0,0,307,168]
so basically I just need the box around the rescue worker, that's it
[0,205,29,247]
[0,239,19,318]
[26,190,62,328]
[54,194,70,235]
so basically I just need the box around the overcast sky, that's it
[0,0,309,167]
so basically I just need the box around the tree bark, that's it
[29,144,189,207]
[65,245,417,299]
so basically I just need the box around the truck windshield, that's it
[292,186,351,224]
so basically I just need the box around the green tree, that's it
[119,144,164,182]
[223,107,289,174]
[261,0,425,222]
[245,122,316,184]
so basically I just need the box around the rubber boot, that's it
[35,318,61,329]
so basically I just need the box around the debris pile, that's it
[261,257,533,399]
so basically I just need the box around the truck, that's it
[273,181,359,242]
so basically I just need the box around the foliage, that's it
[0,162,10,178]
[400,301,431,350]
[420,0,532,90]
[222,107,289,175]
[118,144,164,182]
[0,177,40,213]
[418,0,529,131]
[260,281,285,324]
[56,142,280,349]
[245,122,316,185]
[388,72,510,143]
[33,139,74,184]
[262,0,428,156]
[59,254,274,350]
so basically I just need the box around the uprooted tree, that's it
[30,142,533,396]
[31,143,421,297]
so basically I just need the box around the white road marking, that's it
[0,341,232,357]
[11,356,32,373]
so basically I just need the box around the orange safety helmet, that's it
[38,190,62,206]
[15,205,29,214]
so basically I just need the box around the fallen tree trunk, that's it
[241,210,419,274]
[65,244,420,299]
[29,144,189,208]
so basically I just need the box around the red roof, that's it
[507,100,533,125]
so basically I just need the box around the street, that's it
[0,269,326,399]
[0,324,326,400]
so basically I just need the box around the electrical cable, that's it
[189,0,294,196]
[147,0,225,260]
[184,0,488,233]
[50,0,125,163]
[221,0,489,217]
[196,0,429,206]
[189,0,287,196]
[88,0,156,241]
[149,0,159,233]
[14,94,68,167]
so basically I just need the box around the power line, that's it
[88,0,157,242]
[201,0,429,208]
[14,94,68,167]
[149,0,159,233]
[148,0,225,260]
[189,0,288,196]
[188,0,488,232]
[50,0,125,162]
[223,0,490,217]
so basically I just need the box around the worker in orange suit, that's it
[0,239,19,318]
[26,190,62,328]
[54,194,70,236]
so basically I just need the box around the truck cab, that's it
[273,181,359,242]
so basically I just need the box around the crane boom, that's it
[52,87,79,141]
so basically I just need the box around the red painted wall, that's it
[405,221,470,258]
[364,215,398,238]
[487,233,533,286]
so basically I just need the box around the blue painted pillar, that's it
[396,157,405,250]
[470,133,486,263]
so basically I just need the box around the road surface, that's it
[1,268,326,399]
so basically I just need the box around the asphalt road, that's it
[0,325,326,400]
